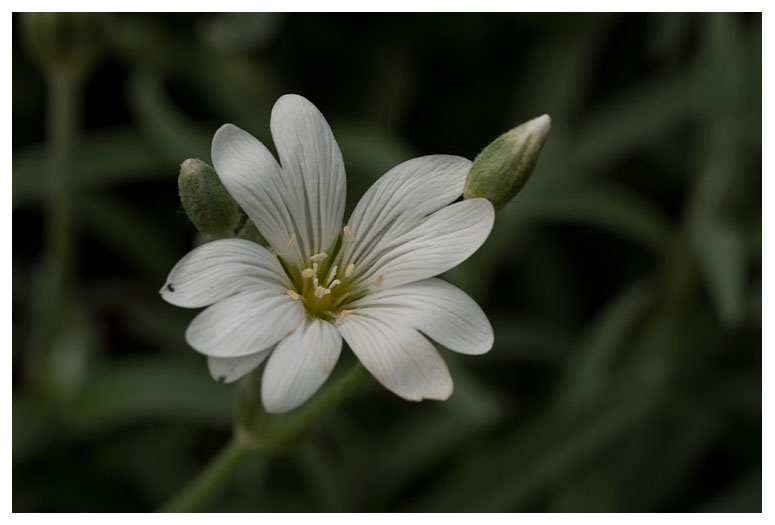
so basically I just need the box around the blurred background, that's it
[12,12,761,512]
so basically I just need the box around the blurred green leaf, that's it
[79,192,181,282]
[201,13,283,51]
[128,70,211,163]
[13,130,168,206]
[514,181,672,254]
[419,376,662,511]
[556,281,654,412]
[693,222,748,327]
[68,359,234,436]
[569,70,698,170]
[700,467,761,512]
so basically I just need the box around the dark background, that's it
[13,13,761,512]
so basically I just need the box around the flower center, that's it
[285,251,358,325]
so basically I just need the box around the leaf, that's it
[67,358,234,436]
[512,182,672,254]
[419,376,661,512]
[569,70,699,170]
[13,130,169,206]
[79,192,182,282]
[693,222,748,327]
[128,70,212,163]
[555,282,654,412]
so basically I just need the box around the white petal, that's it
[185,288,305,358]
[160,239,292,308]
[349,198,494,290]
[340,155,471,275]
[261,317,342,413]
[350,278,493,355]
[337,313,452,402]
[207,349,272,383]
[270,94,347,258]
[211,124,305,265]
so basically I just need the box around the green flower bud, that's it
[178,159,241,236]
[22,13,108,79]
[464,114,551,210]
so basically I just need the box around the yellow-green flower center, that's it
[284,250,358,325]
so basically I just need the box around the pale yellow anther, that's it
[286,290,301,300]
[314,286,331,299]
[343,225,356,242]
[373,275,383,286]
[301,268,315,279]
[325,265,338,286]
[328,279,341,290]
[345,263,355,278]
[310,252,327,263]
[286,233,296,251]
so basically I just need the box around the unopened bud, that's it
[178,159,240,236]
[464,114,551,210]
[22,13,108,79]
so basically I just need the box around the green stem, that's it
[28,71,80,386]
[160,437,250,513]
[159,363,368,512]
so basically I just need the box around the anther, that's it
[328,279,341,290]
[325,265,338,286]
[301,268,315,279]
[310,252,327,262]
[345,263,355,278]
[286,233,296,251]
[314,286,331,299]
[286,290,301,300]
[343,225,356,242]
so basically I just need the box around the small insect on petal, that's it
[286,233,296,251]
[345,263,355,278]
[373,275,383,286]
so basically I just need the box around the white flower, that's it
[160,94,495,413]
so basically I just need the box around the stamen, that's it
[286,233,296,251]
[343,225,356,242]
[335,309,355,327]
[286,290,301,300]
[325,265,338,286]
[310,252,328,262]
[328,279,341,290]
[301,268,315,279]
[345,263,355,278]
[373,275,383,286]
[314,286,331,299]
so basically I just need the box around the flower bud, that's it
[464,114,551,210]
[178,159,241,236]
[22,13,108,79]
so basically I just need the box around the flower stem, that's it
[159,363,368,512]
[159,437,251,513]
[27,71,80,388]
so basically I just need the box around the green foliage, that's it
[12,13,760,512]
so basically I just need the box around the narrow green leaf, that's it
[13,130,169,206]
[68,359,234,436]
